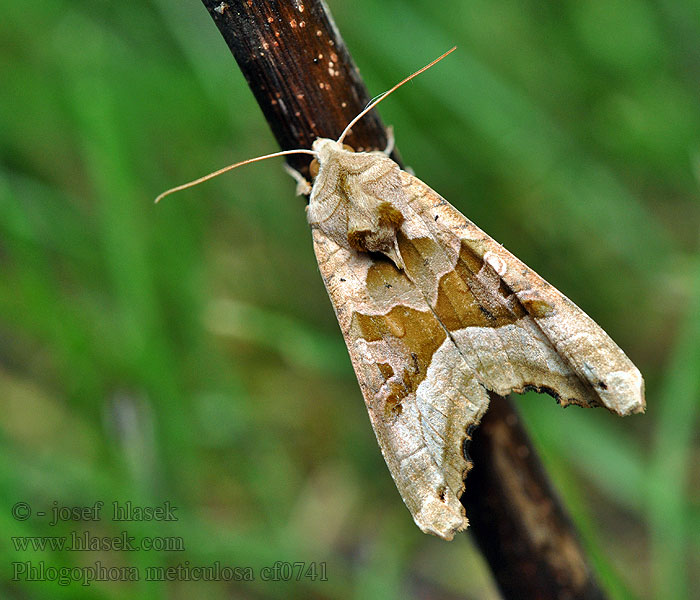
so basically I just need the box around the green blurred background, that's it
[2,0,699,598]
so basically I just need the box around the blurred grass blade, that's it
[648,248,700,600]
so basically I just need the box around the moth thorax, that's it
[347,201,404,255]
[310,141,354,179]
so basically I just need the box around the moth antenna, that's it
[337,46,457,145]
[155,149,317,203]
[364,91,389,109]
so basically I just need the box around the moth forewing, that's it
[307,141,645,540]
[402,170,645,416]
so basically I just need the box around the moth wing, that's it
[312,229,476,539]
[399,170,645,416]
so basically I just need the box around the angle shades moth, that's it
[158,48,645,541]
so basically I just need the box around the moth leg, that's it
[383,125,395,156]
[283,163,312,196]
[384,130,414,174]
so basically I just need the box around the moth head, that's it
[309,139,355,179]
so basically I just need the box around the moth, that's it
[157,48,645,541]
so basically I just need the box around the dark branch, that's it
[463,394,607,599]
[199,1,607,598]
[201,0,399,180]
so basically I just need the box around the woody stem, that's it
[199,1,607,598]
